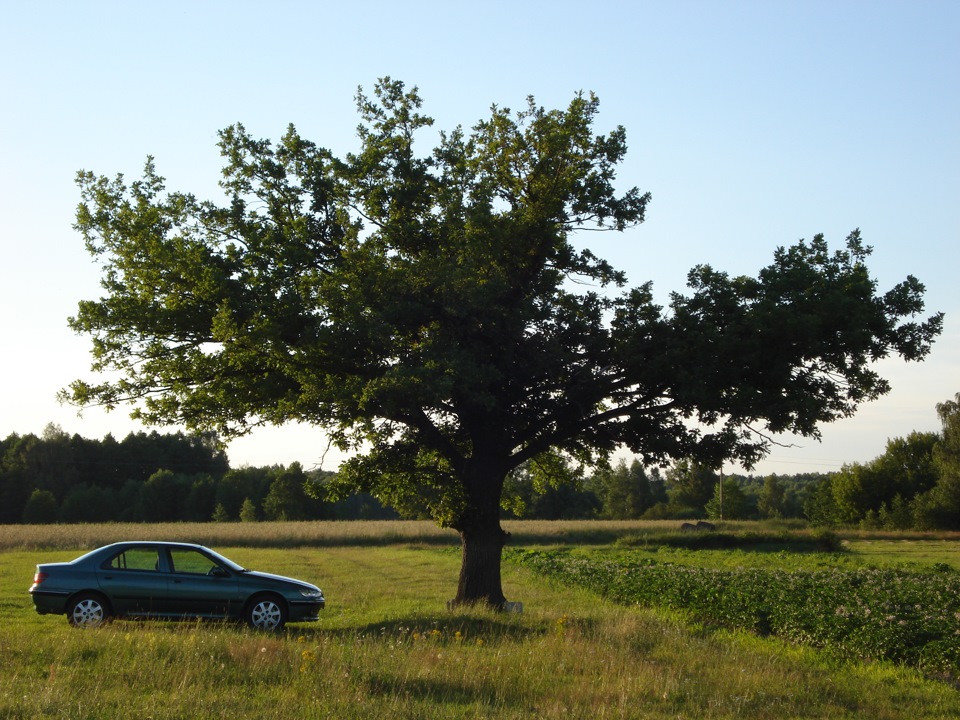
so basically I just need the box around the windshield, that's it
[202,547,246,572]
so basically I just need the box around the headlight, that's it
[299,588,323,599]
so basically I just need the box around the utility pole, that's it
[719,466,724,521]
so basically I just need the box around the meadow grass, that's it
[2,528,960,719]
[0,519,713,552]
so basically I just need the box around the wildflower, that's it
[300,649,317,673]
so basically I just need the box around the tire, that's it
[245,595,287,631]
[67,593,111,628]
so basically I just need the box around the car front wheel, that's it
[245,595,287,631]
[67,593,110,628]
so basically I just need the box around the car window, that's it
[169,549,220,575]
[107,548,161,572]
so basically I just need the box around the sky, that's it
[1,1,957,476]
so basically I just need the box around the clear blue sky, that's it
[1,1,957,475]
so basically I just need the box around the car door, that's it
[165,547,240,618]
[96,546,169,615]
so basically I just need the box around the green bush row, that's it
[512,549,960,676]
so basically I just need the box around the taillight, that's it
[32,571,47,586]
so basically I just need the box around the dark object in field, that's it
[680,521,716,532]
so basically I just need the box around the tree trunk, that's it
[451,461,510,608]
[453,517,509,608]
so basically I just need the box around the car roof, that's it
[99,541,208,550]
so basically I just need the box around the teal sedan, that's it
[30,541,325,630]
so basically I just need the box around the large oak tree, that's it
[64,79,942,605]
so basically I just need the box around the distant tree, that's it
[211,503,231,522]
[59,484,118,523]
[118,430,228,482]
[782,472,828,519]
[877,494,914,530]
[239,497,259,522]
[591,458,661,519]
[935,393,960,475]
[705,477,752,519]
[832,432,939,524]
[757,475,787,519]
[0,433,41,522]
[646,467,667,508]
[263,463,313,520]
[881,432,941,497]
[914,393,960,529]
[318,482,398,520]
[214,472,248,520]
[22,489,58,524]
[805,474,840,526]
[116,479,142,521]
[138,469,187,522]
[62,78,942,604]
[35,423,81,499]
[665,460,718,514]
[216,467,272,520]
[528,481,600,520]
[183,474,217,522]
[502,453,595,519]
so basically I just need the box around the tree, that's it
[914,393,960,529]
[502,453,597,520]
[263,463,313,520]
[239,497,259,523]
[63,79,942,606]
[665,460,718,515]
[0,433,42,523]
[183,474,217,521]
[805,474,840,526]
[59,484,118,523]
[22,489,58,524]
[137,469,186,522]
[591,458,662,519]
[831,431,939,523]
[705,477,752,520]
[757,475,786,519]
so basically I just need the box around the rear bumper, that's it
[30,590,70,615]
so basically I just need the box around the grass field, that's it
[2,521,959,719]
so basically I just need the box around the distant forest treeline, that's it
[5,400,959,528]
[1,425,392,525]
[1,424,831,525]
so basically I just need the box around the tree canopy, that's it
[64,79,942,605]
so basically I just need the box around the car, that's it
[29,541,325,631]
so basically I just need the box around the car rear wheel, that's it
[246,595,287,631]
[67,593,110,628]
